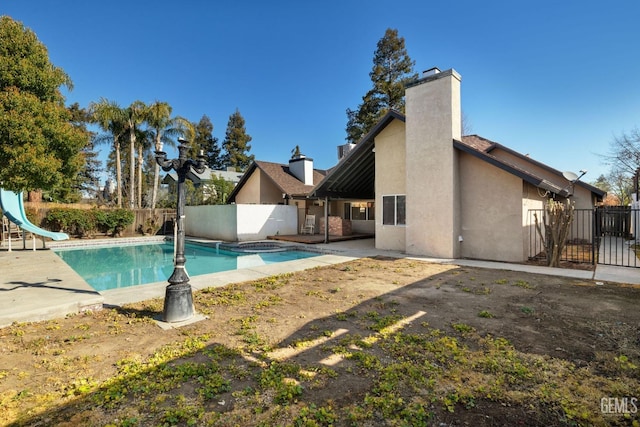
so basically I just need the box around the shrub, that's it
[93,209,134,237]
[43,208,134,238]
[139,215,162,236]
[44,208,96,237]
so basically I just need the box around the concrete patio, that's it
[1,237,639,328]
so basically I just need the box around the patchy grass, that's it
[1,257,639,426]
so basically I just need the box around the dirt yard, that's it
[1,257,639,426]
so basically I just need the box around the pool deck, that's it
[0,237,362,328]
[1,236,639,328]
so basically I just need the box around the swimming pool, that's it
[54,241,319,291]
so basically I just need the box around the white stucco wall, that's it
[375,119,406,251]
[186,204,238,240]
[236,204,297,240]
[491,148,596,209]
[459,153,524,262]
[405,69,462,258]
[185,204,297,241]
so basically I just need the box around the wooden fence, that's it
[23,202,175,237]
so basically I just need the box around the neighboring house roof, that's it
[227,160,327,203]
[162,166,244,186]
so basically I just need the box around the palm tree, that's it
[124,101,147,209]
[136,127,153,208]
[145,101,187,209]
[89,98,127,207]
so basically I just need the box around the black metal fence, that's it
[595,206,632,237]
[527,207,640,268]
[527,209,596,265]
[596,207,640,268]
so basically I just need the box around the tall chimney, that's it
[289,154,314,185]
[404,68,462,257]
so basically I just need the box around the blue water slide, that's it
[0,188,69,242]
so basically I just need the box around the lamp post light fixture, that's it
[155,138,206,322]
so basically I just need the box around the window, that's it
[382,195,406,226]
[344,202,375,220]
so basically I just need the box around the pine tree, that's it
[192,115,223,170]
[345,28,417,144]
[221,109,254,171]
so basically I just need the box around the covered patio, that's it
[267,232,374,244]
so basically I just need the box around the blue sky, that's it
[3,1,640,185]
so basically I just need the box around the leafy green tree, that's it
[184,180,204,206]
[221,109,254,171]
[0,16,87,193]
[145,101,185,209]
[90,98,128,207]
[345,28,417,144]
[208,175,235,205]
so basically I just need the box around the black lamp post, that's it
[155,138,206,322]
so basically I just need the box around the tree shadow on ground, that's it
[8,256,640,426]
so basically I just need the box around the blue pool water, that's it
[54,242,319,291]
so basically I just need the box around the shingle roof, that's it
[459,134,495,152]
[162,166,244,185]
[227,160,327,202]
[458,135,605,198]
[255,160,327,196]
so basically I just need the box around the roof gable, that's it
[459,135,605,198]
[312,110,405,199]
[227,160,327,203]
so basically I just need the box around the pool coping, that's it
[95,238,351,306]
[0,237,357,327]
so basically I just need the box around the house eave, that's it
[454,140,572,198]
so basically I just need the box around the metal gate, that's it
[527,209,597,266]
[596,206,640,268]
[527,207,640,268]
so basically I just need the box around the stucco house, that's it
[227,158,328,234]
[310,68,604,262]
[226,67,605,263]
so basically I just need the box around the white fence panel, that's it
[185,204,297,241]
